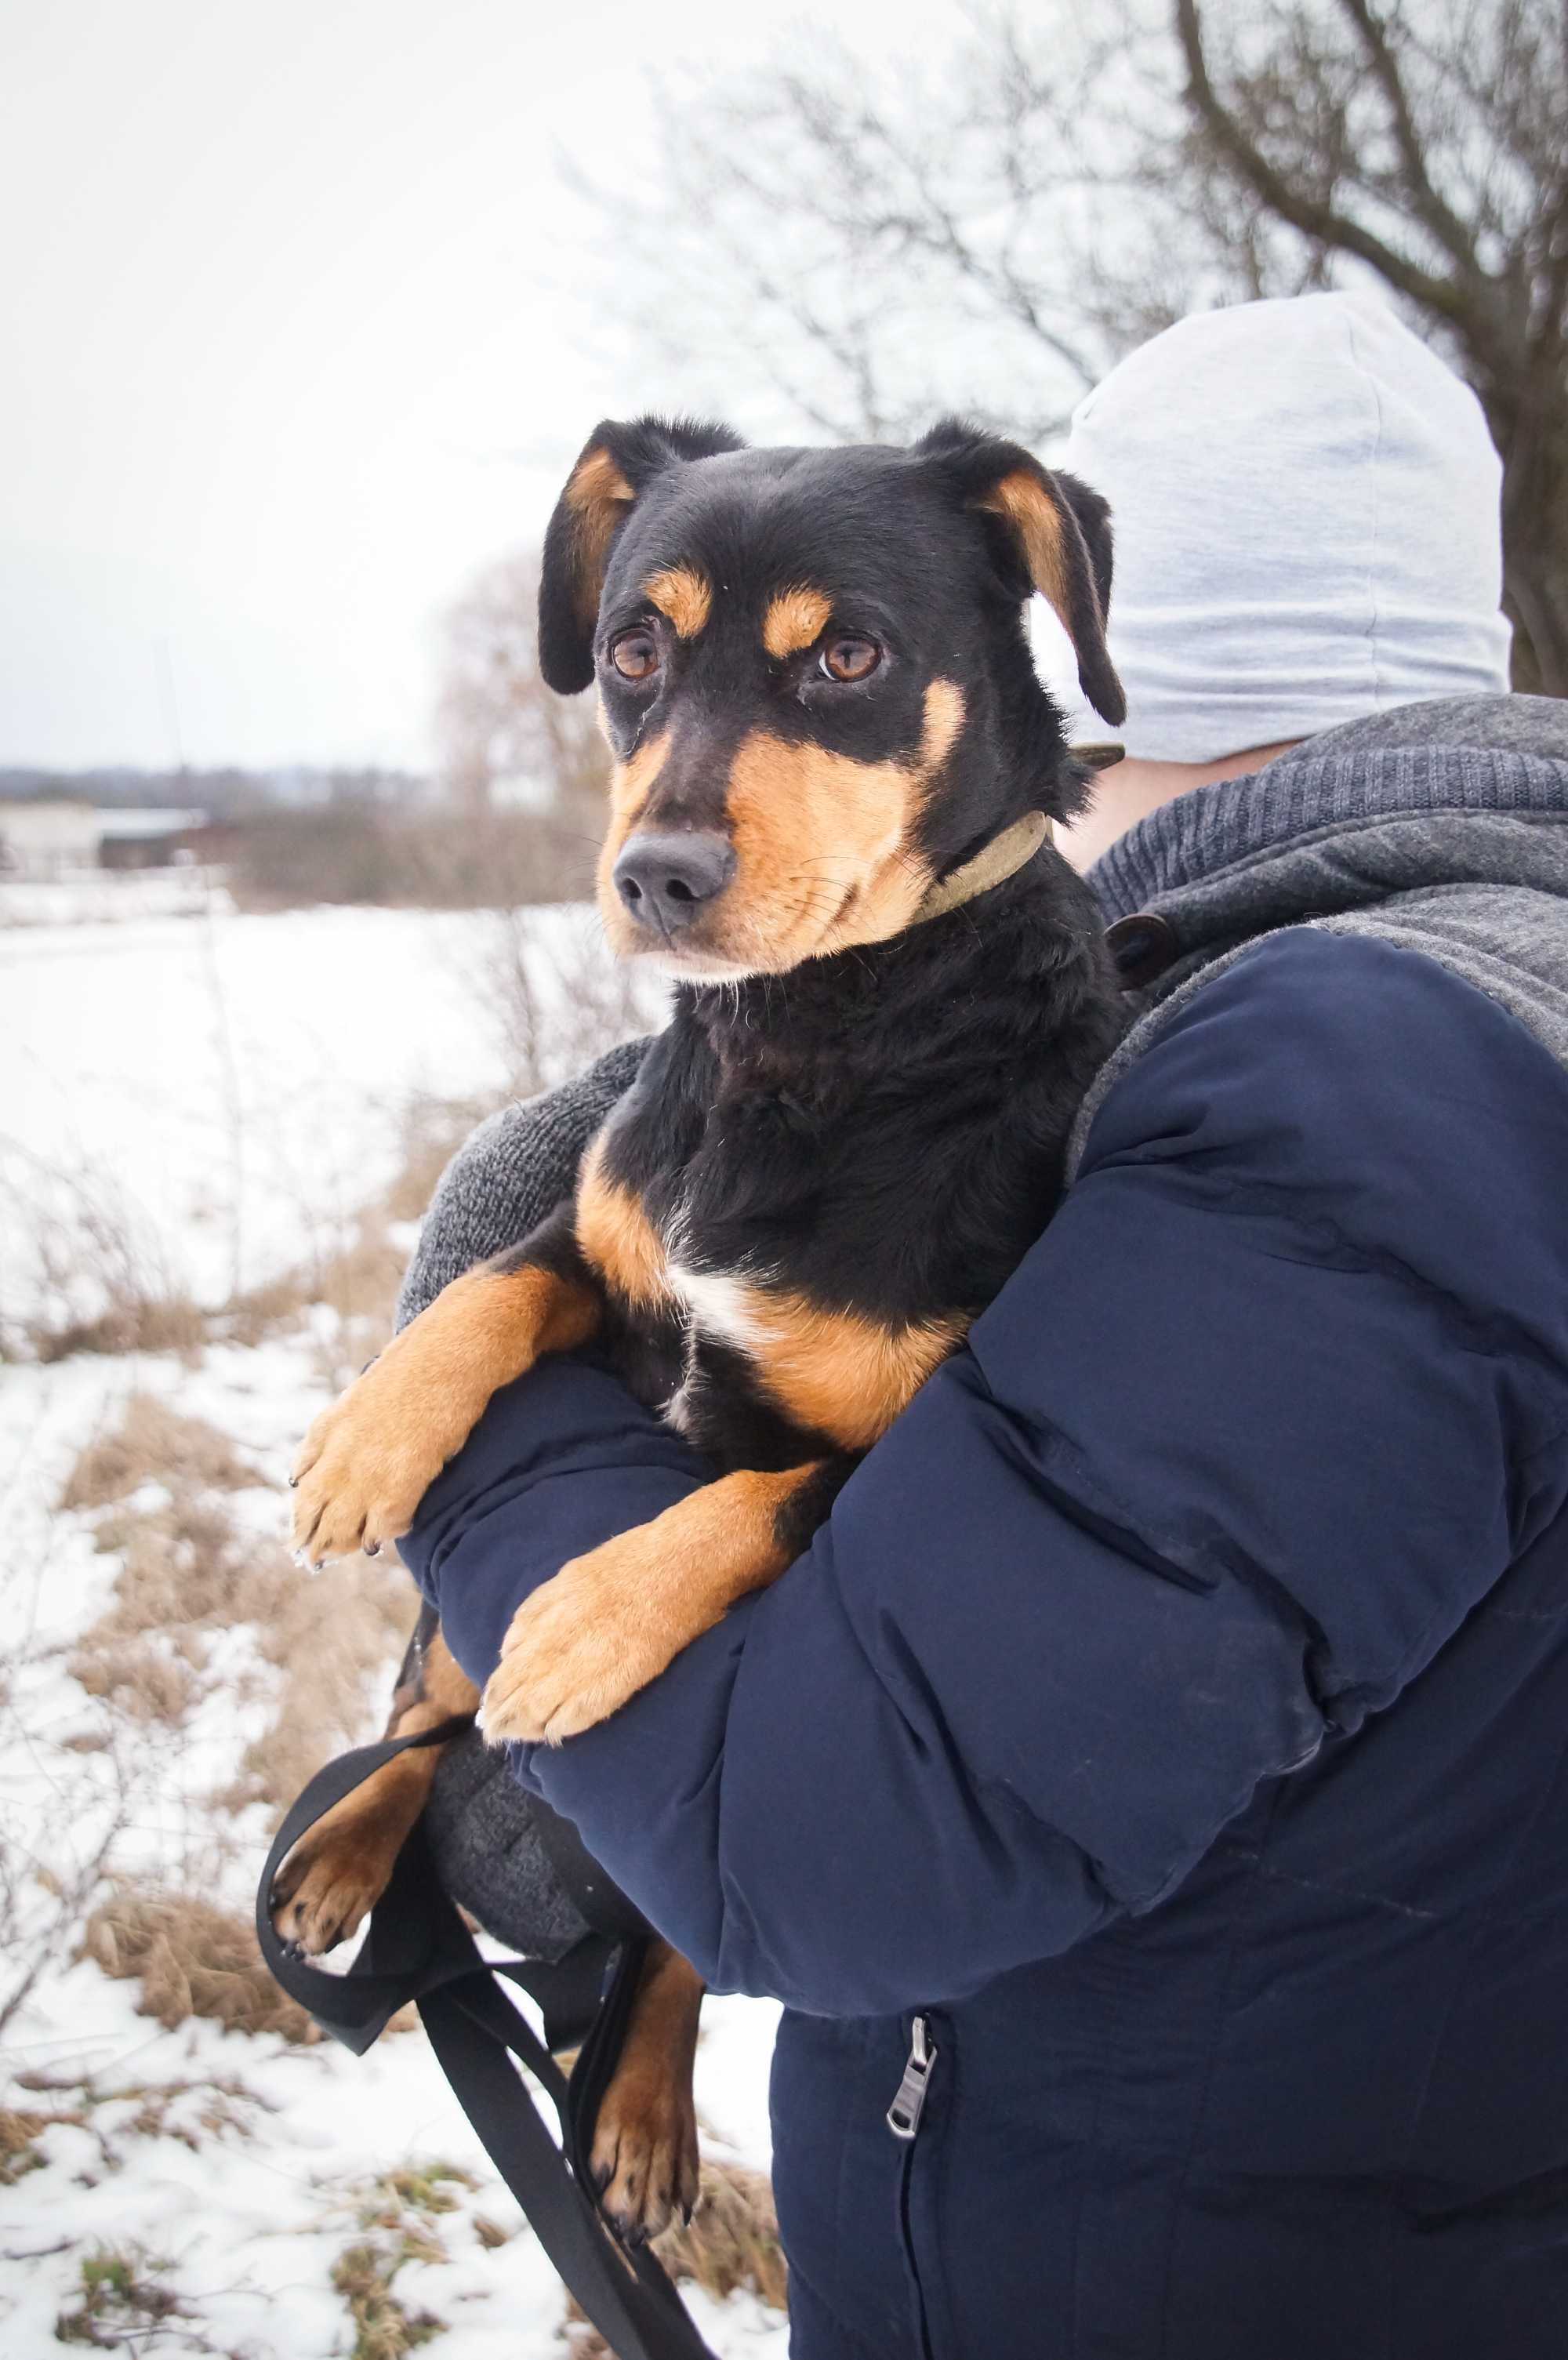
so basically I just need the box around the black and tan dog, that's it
[271,413,1127,2238]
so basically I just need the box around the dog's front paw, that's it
[479,1543,678,1745]
[291,1355,459,1567]
[270,1804,401,1956]
[591,2056,701,2245]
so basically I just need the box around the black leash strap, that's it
[256,1723,719,2360]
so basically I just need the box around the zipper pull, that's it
[886,2015,938,2141]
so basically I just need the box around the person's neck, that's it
[1058,740,1301,875]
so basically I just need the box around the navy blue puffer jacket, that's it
[401,913,1568,2359]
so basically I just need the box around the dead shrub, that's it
[68,1636,198,1725]
[61,1395,265,1512]
[0,1143,209,1365]
[79,1884,320,2043]
[28,1294,209,1363]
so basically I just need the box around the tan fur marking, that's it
[920,677,967,768]
[576,1134,673,1310]
[722,1288,966,1450]
[565,446,634,516]
[594,730,671,921]
[564,446,636,625]
[481,1464,824,1743]
[290,1262,600,1562]
[590,1940,704,2238]
[645,563,712,640]
[761,585,833,659]
[978,470,1073,630]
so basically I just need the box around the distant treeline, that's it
[0,765,430,819]
[228,801,595,911]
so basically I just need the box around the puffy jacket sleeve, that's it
[401,930,1568,2017]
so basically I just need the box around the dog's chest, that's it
[613,1185,960,1457]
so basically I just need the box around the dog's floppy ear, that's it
[915,419,1126,727]
[539,415,746,693]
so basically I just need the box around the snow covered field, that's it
[0,878,785,2357]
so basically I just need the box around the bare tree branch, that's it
[1174,0,1476,332]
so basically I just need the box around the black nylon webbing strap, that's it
[256,1726,719,2360]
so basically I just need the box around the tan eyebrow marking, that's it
[644,564,712,640]
[762,586,833,660]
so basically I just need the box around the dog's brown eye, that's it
[820,636,880,683]
[609,629,660,682]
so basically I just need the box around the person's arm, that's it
[401,929,1568,2017]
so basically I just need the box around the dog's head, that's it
[539,416,1124,981]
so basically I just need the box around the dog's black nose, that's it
[612,831,735,933]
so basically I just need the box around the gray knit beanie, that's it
[1035,292,1512,762]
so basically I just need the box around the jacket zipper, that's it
[888,2015,940,2358]
[887,2013,938,2140]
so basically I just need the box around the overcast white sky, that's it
[0,0,963,773]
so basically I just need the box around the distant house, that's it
[0,801,219,879]
[95,808,214,870]
[0,799,101,880]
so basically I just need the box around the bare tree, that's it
[586,1,1566,692]
[436,550,611,814]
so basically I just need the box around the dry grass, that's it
[0,1143,209,1365]
[60,1395,265,1511]
[69,1636,200,1725]
[79,1884,321,2043]
[0,2104,51,2184]
[657,2159,787,2311]
[31,1295,209,1363]
[215,1091,502,1385]
[63,1400,292,1726]
[227,1551,415,1817]
[325,2162,480,2359]
[568,2158,788,2355]
[55,2246,196,2349]
[330,2242,444,2360]
[356,2162,478,2227]
[59,1392,412,1787]
[13,2064,273,2160]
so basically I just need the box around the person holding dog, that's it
[396,293,1568,2358]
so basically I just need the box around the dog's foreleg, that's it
[270,1605,477,1955]
[291,1203,601,1566]
[479,1458,849,1745]
[590,1940,706,2243]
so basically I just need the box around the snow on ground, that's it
[0,876,783,2358]
[2,879,655,1320]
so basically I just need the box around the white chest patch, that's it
[665,1261,768,1354]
